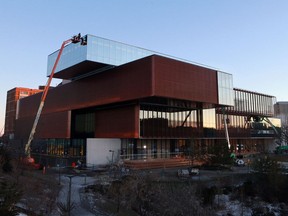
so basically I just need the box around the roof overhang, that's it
[51,60,112,79]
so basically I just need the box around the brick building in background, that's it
[274,101,288,126]
[4,87,43,139]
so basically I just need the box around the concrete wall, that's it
[86,138,121,166]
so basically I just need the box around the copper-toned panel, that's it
[36,111,71,138]
[15,111,70,140]
[95,105,139,138]
[153,55,218,104]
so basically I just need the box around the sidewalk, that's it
[55,174,96,216]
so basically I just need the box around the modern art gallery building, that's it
[11,35,280,166]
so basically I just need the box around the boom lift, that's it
[24,33,87,162]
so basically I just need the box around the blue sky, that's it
[1,0,288,135]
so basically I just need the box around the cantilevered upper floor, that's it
[47,34,158,79]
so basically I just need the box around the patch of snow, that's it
[215,194,282,216]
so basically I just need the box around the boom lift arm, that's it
[222,107,231,149]
[24,34,86,159]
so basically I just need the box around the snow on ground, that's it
[215,194,253,216]
[215,194,282,216]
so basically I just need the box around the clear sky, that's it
[1,0,288,136]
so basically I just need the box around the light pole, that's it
[66,175,76,216]
[57,164,61,185]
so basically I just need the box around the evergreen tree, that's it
[0,145,13,173]
[210,140,233,165]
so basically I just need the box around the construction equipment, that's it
[24,33,87,162]
[222,107,231,149]
[245,115,280,136]
[275,145,288,154]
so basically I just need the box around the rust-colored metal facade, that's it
[15,111,71,139]
[153,56,218,103]
[15,55,219,141]
[95,105,139,138]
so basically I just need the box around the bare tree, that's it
[276,125,288,146]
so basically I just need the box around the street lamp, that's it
[66,175,76,216]
[57,164,61,185]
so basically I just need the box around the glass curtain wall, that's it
[233,89,275,116]
[45,138,86,157]
[203,109,216,137]
[216,113,280,138]
[30,139,86,167]
[217,71,234,106]
[71,111,95,138]
[140,105,199,138]
[121,105,218,160]
[121,138,206,160]
[216,89,278,138]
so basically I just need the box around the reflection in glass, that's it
[217,71,234,106]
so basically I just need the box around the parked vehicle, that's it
[177,167,199,178]
[275,146,288,154]
[235,159,245,166]
[189,167,200,175]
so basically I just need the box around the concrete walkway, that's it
[55,174,96,216]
